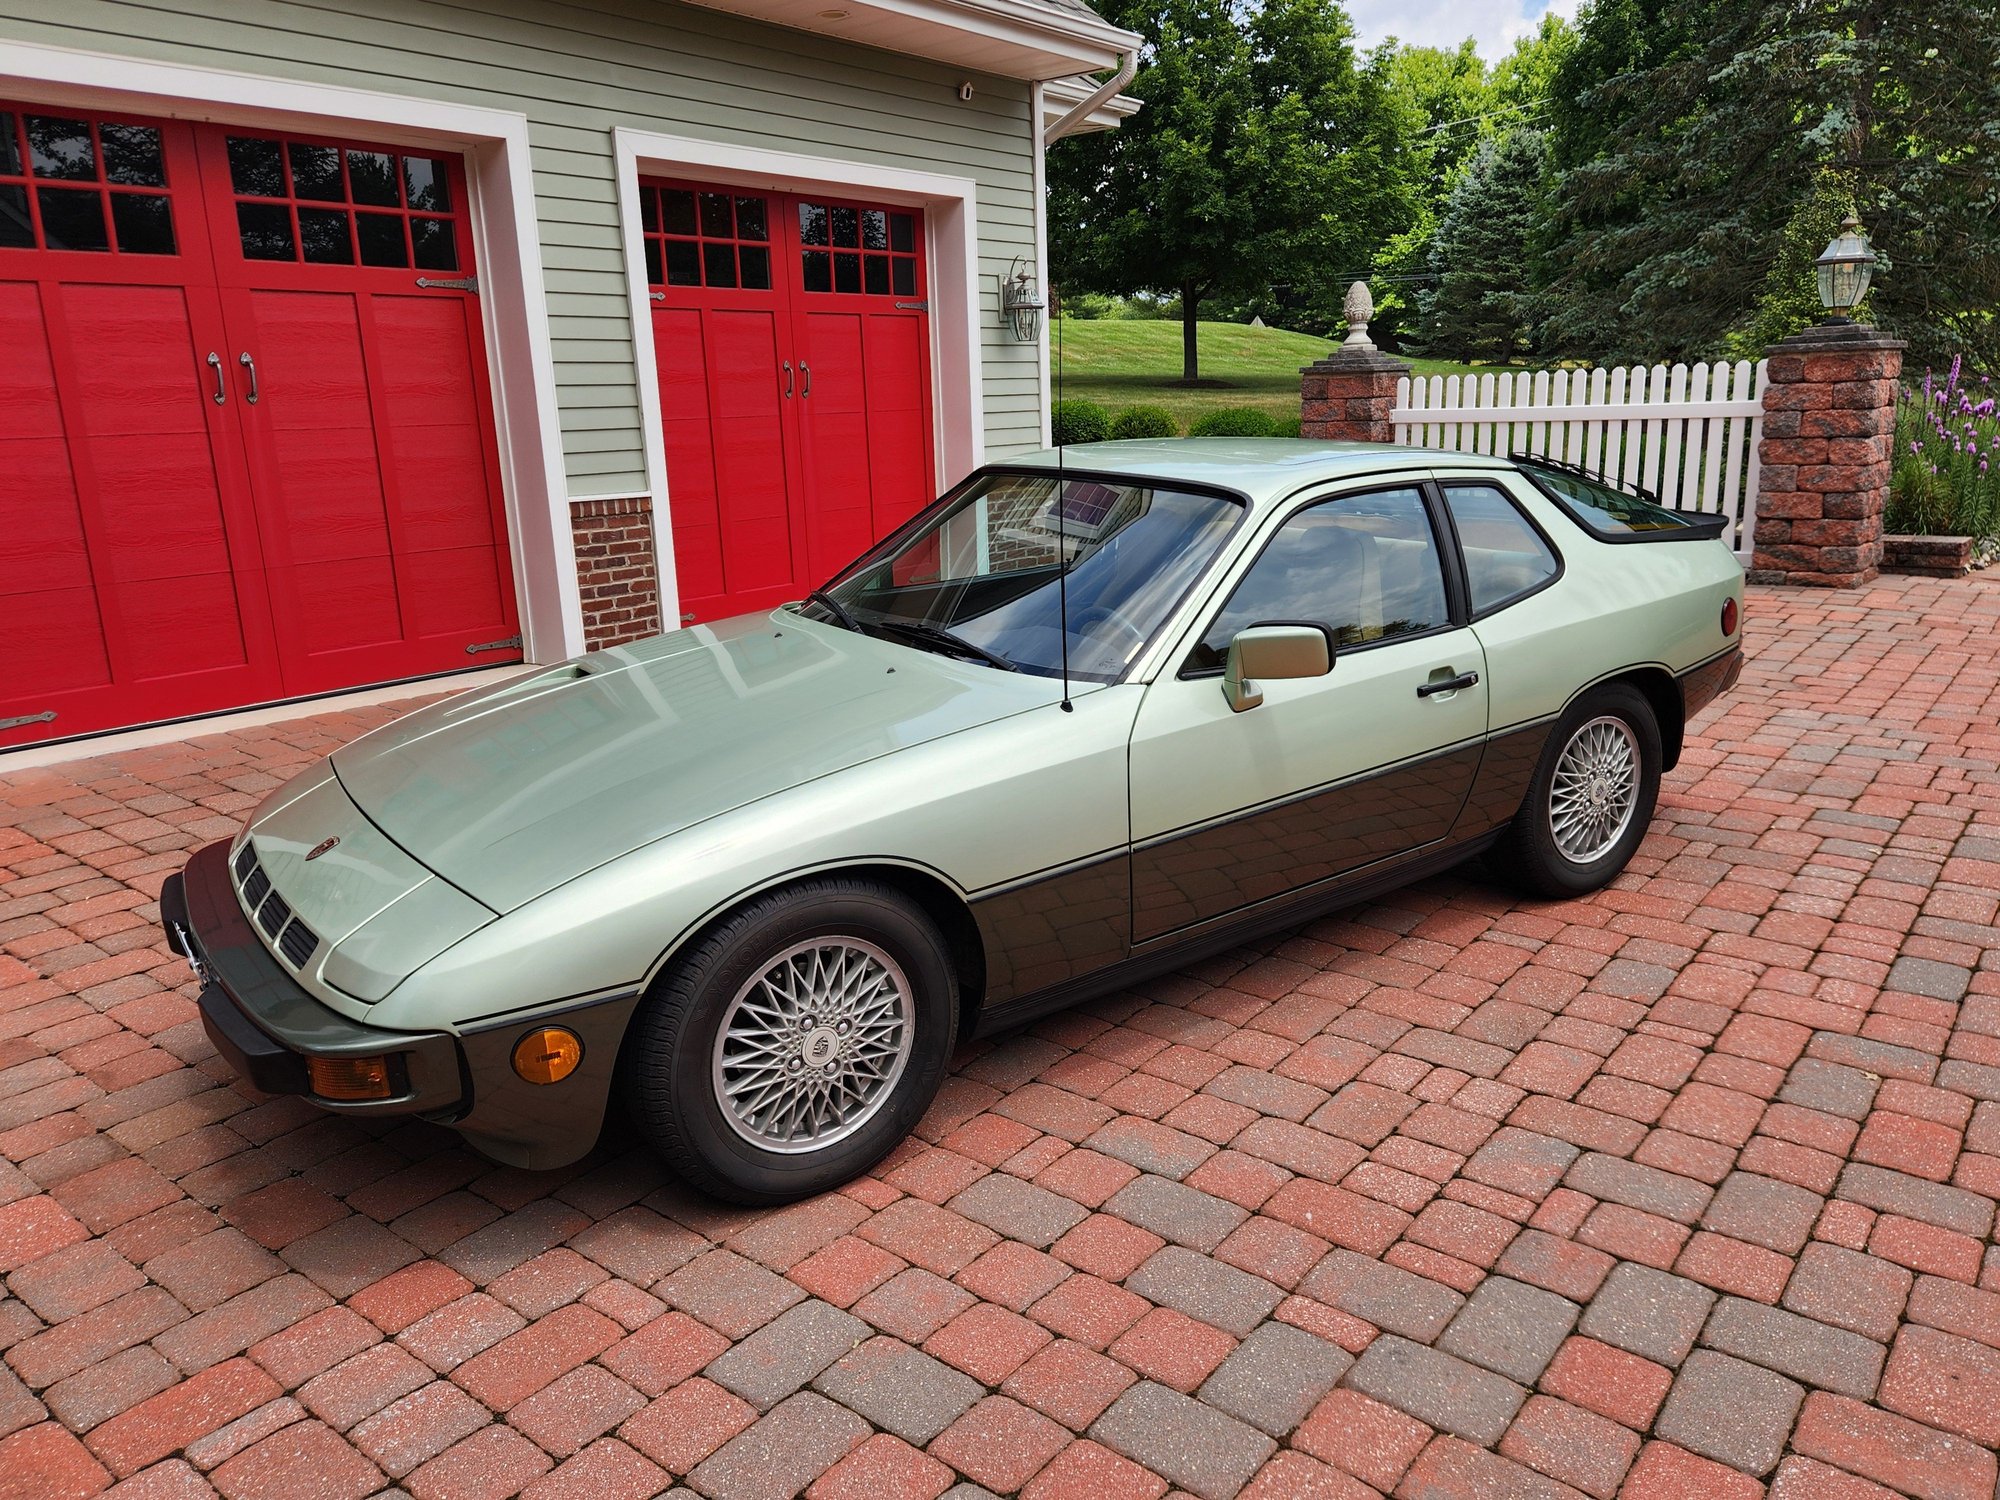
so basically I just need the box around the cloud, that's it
[1345,0,1582,63]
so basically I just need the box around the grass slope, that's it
[1052,317,1496,428]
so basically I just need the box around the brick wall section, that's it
[1300,349,1411,443]
[570,496,662,650]
[1751,328,1904,588]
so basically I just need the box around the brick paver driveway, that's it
[4,573,2000,1500]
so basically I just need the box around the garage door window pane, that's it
[735,197,767,241]
[830,205,858,248]
[702,241,736,288]
[890,213,913,252]
[110,193,176,255]
[289,142,344,202]
[1443,485,1559,614]
[26,116,94,180]
[863,256,888,295]
[401,156,451,213]
[100,124,165,187]
[801,249,830,292]
[298,206,354,262]
[227,137,286,198]
[739,244,771,290]
[0,185,32,248]
[662,189,698,237]
[699,192,732,238]
[347,151,400,206]
[0,114,18,177]
[891,257,915,296]
[37,188,108,251]
[664,240,700,286]
[409,215,457,271]
[833,251,860,293]
[236,201,294,259]
[1192,486,1446,668]
[356,211,407,267]
[798,202,828,245]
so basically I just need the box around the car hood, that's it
[332,612,1068,911]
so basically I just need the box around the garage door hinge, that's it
[465,635,522,655]
[416,275,479,293]
[895,300,928,311]
[0,710,56,732]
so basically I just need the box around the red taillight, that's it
[1721,598,1739,637]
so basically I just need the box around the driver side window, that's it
[1186,486,1448,673]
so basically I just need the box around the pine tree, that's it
[1416,128,1551,362]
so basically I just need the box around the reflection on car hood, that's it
[332,612,1061,911]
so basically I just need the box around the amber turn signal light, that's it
[513,1027,583,1085]
[1721,597,1739,637]
[308,1054,395,1102]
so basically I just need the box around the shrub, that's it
[1271,415,1303,438]
[1887,357,2000,539]
[1187,406,1278,438]
[1111,405,1180,439]
[1050,399,1110,446]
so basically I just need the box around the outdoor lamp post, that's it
[1815,214,1876,324]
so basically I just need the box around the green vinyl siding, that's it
[0,0,1045,493]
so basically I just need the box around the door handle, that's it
[238,352,259,405]
[1417,670,1479,698]
[206,352,226,405]
[781,360,794,398]
[800,362,811,398]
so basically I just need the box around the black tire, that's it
[625,877,958,1204]
[1493,682,1662,899]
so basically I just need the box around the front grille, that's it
[277,919,319,968]
[231,842,322,974]
[257,890,291,938]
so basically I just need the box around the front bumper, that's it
[165,840,465,1116]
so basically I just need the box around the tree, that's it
[1540,0,2000,369]
[1046,0,1414,380]
[1724,171,1870,359]
[1416,128,1552,361]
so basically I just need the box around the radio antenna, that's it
[1055,281,1073,712]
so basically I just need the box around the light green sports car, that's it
[165,441,1744,1202]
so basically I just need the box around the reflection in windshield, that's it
[812,472,1242,682]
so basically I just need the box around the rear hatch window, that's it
[1523,464,1727,542]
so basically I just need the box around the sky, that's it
[1343,0,1582,62]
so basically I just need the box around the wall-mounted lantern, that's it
[1002,258,1044,342]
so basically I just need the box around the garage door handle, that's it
[1417,671,1479,698]
[781,361,794,398]
[800,362,811,398]
[206,352,226,406]
[238,352,259,405]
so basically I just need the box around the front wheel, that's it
[1494,683,1662,898]
[626,878,959,1204]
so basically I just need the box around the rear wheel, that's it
[1494,683,1661,898]
[626,878,958,1204]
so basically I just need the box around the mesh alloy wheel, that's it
[709,936,915,1152]
[1546,714,1642,864]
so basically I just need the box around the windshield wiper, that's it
[805,588,864,635]
[874,619,1018,671]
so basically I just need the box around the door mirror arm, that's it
[1222,623,1334,712]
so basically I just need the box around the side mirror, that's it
[1222,624,1333,712]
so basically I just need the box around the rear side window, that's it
[1529,467,1698,535]
[1444,485,1559,615]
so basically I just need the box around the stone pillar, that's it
[1751,324,1903,588]
[569,496,663,649]
[1300,282,1411,444]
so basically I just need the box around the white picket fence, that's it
[1392,361,1770,558]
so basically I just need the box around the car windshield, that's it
[809,470,1242,682]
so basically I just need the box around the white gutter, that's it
[1042,50,1138,144]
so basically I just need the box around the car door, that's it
[1127,481,1488,944]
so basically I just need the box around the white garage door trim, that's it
[0,39,584,665]
[611,126,983,629]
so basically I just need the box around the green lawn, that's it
[1051,317,1499,429]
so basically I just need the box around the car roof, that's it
[1002,439,1517,507]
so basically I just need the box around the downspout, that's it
[1041,50,1138,145]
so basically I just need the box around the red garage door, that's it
[646,182,935,625]
[0,103,519,750]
